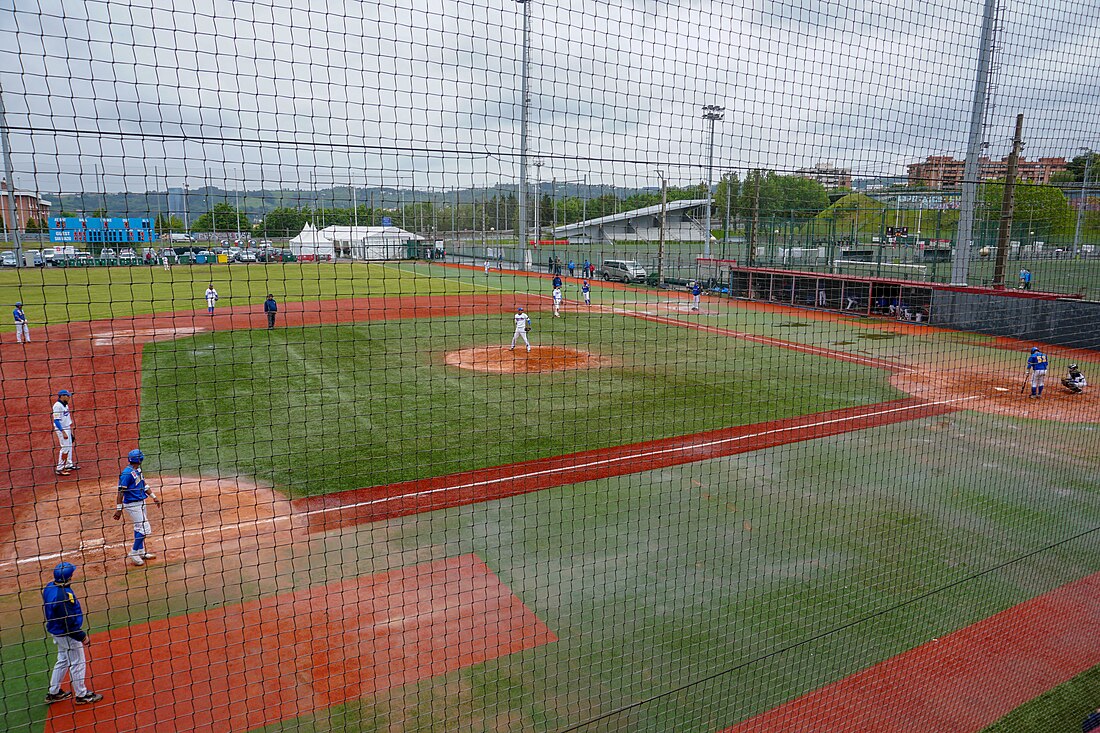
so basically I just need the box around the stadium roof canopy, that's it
[551,198,710,236]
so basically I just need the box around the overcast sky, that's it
[1,0,1098,194]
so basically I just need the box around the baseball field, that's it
[1,260,1099,733]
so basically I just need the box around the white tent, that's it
[287,223,332,259]
[288,224,423,261]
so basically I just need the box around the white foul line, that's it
[302,396,979,518]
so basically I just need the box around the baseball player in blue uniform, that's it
[52,389,78,476]
[1026,346,1048,398]
[43,562,104,704]
[582,279,591,306]
[14,302,30,343]
[691,282,702,311]
[510,307,531,351]
[552,275,562,289]
[113,449,160,566]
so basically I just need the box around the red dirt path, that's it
[44,554,556,733]
[295,397,969,532]
[721,569,1100,733]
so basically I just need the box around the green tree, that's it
[1063,152,1100,183]
[24,218,43,233]
[261,207,308,237]
[978,182,1074,240]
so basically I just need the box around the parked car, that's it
[601,259,647,283]
[237,249,258,263]
[42,248,57,264]
[75,251,93,264]
[257,248,283,262]
[101,248,117,259]
[169,233,196,243]
[1,250,17,267]
[25,249,45,267]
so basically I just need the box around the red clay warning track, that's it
[294,396,972,532]
[721,569,1100,733]
[44,554,556,733]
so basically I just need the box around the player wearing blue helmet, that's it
[1026,346,1049,398]
[43,562,104,704]
[113,449,160,566]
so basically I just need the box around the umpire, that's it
[43,562,103,705]
[263,294,278,329]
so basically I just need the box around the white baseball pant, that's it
[55,430,74,471]
[16,323,30,342]
[1031,370,1047,388]
[49,635,88,696]
[511,328,530,350]
[124,501,152,537]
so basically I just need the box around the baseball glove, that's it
[525,325,531,332]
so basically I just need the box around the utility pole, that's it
[581,174,587,229]
[749,171,760,266]
[952,0,1000,284]
[722,171,732,260]
[992,114,1024,288]
[515,0,532,268]
[0,85,24,268]
[657,172,668,286]
[533,159,543,246]
[701,104,724,258]
[183,181,190,231]
[1072,147,1093,258]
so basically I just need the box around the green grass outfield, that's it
[241,411,1100,732]
[138,312,899,494]
[0,262,479,329]
[982,665,1100,732]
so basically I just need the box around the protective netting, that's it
[2,0,1100,731]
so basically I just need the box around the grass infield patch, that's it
[138,312,899,495]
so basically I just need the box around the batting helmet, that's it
[127,449,145,464]
[517,307,524,312]
[57,389,71,397]
[15,302,22,307]
[1070,364,1078,370]
[53,562,76,584]
[1031,346,1040,353]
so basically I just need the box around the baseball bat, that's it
[1020,373,1029,394]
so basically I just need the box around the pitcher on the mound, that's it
[510,307,531,352]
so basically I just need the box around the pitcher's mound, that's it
[446,345,612,373]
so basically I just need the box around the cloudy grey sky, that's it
[1,0,1098,194]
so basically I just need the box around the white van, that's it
[601,259,647,283]
[169,233,196,243]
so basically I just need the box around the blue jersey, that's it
[43,582,87,641]
[119,465,149,503]
[552,276,562,288]
[1027,351,1048,371]
[582,283,590,293]
[692,284,702,296]
[13,307,26,323]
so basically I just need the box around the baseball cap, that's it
[15,302,22,307]
[517,307,524,312]
[57,389,72,397]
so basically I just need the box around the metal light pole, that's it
[702,104,724,258]
[1072,147,1092,258]
[952,0,999,284]
[657,170,668,286]
[516,0,532,268]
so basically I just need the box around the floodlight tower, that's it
[702,104,725,258]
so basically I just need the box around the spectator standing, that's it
[43,562,104,704]
[263,294,278,329]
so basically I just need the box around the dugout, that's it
[722,265,1084,328]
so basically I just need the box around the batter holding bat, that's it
[113,449,160,566]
